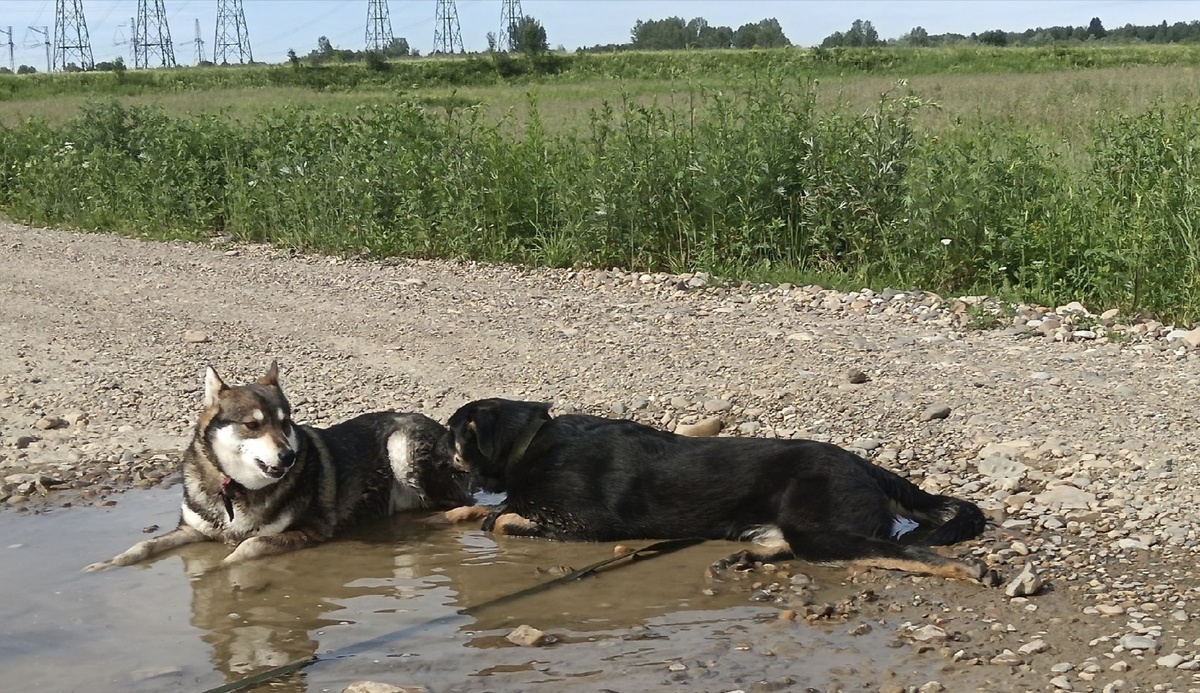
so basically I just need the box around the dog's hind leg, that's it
[709,528,795,575]
[83,525,208,572]
[781,528,1001,586]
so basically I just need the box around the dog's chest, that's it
[183,498,296,541]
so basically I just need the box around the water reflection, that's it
[2,493,906,693]
[176,516,754,690]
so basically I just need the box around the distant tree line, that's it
[300,35,415,65]
[822,17,1200,48]
[579,16,790,52]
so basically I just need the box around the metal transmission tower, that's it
[433,0,463,54]
[192,19,206,63]
[498,0,522,51]
[53,0,94,71]
[113,17,138,66]
[135,0,176,68]
[213,0,252,64]
[1,27,13,73]
[365,0,394,52]
[25,25,52,72]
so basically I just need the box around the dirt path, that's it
[2,222,1199,692]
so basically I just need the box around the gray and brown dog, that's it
[85,361,475,572]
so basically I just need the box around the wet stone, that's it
[342,683,428,693]
[506,624,556,647]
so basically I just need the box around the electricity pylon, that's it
[113,17,138,66]
[499,0,522,51]
[192,19,206,63]
[25,26,51,72]
[213,0,252,64]
[135,0,176,68]
[365,0,394,52]
[433,0,463,54]
[1,27,14,72]
[53,0,94,70]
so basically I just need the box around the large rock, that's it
[910,624,949,642]
[1035,485,1096,510]
[977,455,1028,481]
[1004,562,1044,598]
[675,417,723,437]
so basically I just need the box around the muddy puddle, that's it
[1,490,951,693]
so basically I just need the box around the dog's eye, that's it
[242,420,260,431]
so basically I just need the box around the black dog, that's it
[441,398,1000,585]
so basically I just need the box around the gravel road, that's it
[3,222,1200,692]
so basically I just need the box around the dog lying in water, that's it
[85,361,475,572]
[439,398,1000,585]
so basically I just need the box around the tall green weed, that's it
[3,80,1200,322]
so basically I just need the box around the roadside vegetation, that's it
[1,39,1199,322]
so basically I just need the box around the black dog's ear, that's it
[467,403,499,460]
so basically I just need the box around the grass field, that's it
[2,46,1200,321]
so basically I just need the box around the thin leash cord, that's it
[197,536,706,693]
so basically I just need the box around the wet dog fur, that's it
[85,361,474,571]
[440,398,1000,586]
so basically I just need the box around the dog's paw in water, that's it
[82,560,113,573]
[426,505,492,525]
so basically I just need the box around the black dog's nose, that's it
[279,449,297,468]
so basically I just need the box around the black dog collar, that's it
[505,418,546,472]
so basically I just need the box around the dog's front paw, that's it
[83,560,113,573]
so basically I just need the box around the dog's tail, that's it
[867,463,987,546]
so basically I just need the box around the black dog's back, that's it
[445,397,998,584]
[509,414,974,545]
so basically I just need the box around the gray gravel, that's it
[4,222,1200,692]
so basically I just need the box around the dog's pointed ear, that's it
[203,366,226,408]
[258,359,280,387]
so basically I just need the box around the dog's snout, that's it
[279,448,297,468]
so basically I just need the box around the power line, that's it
[53,0,94,70]
[432,0,461,54]
[135,0,175,67]
[213,0,251,64]
[365,0,393,52]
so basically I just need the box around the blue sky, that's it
[1,0,1195,69]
